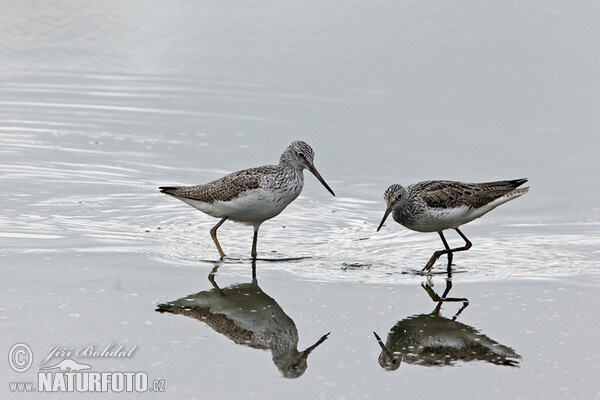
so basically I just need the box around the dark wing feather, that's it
[413,179,528,209]
[159,165,278,203]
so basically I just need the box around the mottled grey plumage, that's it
[375,312,520,369]
[156,273,329,379]
[387,178,527,209]
[373,280,520,369]
[160,166,272,203]
[160,141,317,203]
[378,178,529,272]
[159,141,334,259]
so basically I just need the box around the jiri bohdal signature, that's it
[39,343,137,366]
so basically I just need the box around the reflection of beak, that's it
[377,206,393,232]
[373,331,394,358]
[300,332,330,360]
[308,164,335,196]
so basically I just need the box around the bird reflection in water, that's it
[156,261,329,378]
[374,278,520,369]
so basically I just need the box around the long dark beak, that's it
[308,164,335,196]
[300,332,330,360]
[377,206,393,232]
[373,332,393,357]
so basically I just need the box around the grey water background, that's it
[1,1,599,398]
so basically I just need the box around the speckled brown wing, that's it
[414,179,528,209]
[156,304,258,348]
[160,165,278,203]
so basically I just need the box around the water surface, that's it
[1,1,599,399]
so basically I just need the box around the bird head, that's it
[276,332,330,379]
[377,184,406,231]
[373,331,402,371]
[280,141,335,196]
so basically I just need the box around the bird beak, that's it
[308,164,335,196]
[300,332,330,360]
[373,332,394,358]
[377,206,393,232]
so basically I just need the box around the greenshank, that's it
[377,179,529,271]
[373,281,520,369]
[160,141,335,259]
[156,263,330,378]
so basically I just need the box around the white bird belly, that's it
[403,193,524,232]
[179,187,300,224]
[403,206,474,232]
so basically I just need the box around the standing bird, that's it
[377,179,529,272]
[373,279,520,369]
[159,141,335,259]
[156,264,330,379]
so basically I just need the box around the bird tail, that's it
[481,178,529,195]
[511,186,529,197]
[510,178,528,188]
[155,303,176,314]
[159,186,190,198]
[508,178,529,196]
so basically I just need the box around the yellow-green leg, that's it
[422,228,472,272]
[210,217,228,259]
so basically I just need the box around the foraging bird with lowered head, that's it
[377,179,529,272]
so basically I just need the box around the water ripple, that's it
[1,72,598,285]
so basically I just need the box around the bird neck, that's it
[277,159,305,177]
[392,196,414,224]
[278,156,303,172]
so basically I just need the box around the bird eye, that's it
[396,194,402,200]
[290,364,299,371]
[297,152,305,159]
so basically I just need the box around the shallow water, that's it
[1,1,600,399]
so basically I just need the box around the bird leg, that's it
[208,264,225,295]
[251,225,260,259]
[454,228,473,250]
[452,301,470,321]
[210,217,228,259]
[422,228,473,272]
[422,278,469,318]
[438,231,453,273]
[251,258,257,281]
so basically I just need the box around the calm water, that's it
[1,1,599,399]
